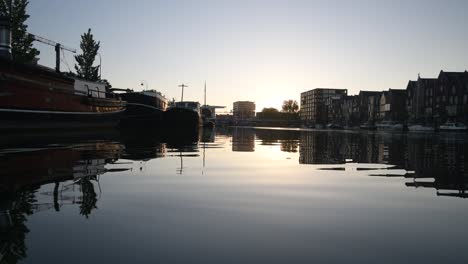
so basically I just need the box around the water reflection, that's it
[232,127,255,152]
[256,129,300,153]
[0,127,467,263]
[0,129,201,263]
[296,129,468,198]
[0,140,123,263]
[228,127,468,199]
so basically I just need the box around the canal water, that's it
[1,127,467,263]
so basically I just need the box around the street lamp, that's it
[140,80,148,91]
[98,52,102,79]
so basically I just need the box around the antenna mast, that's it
[178,83,188,102]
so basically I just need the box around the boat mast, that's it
[178,83,188,102]
[204,81,206,107]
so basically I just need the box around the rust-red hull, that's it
[0,59,126,129]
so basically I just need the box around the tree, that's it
[282,100,299,113]
[257,107,280,120]
[0,0,40,63]
[99,79,112,89]
[74,28,100,81]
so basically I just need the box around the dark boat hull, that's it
[0,108,124,130]
[163,107,201,132]
[119,103,164,127]
[118,92,167,128]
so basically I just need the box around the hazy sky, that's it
[28,0,468,112]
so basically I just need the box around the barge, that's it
[0,59,125,130]
[0,17,125,130]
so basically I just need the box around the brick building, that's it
[300,88,347,125]
[378,89,407,122]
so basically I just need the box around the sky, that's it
[28,0,468,112]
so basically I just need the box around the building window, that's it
[464,95,468,104]
[452,85,456,94]
[442,96,446,102]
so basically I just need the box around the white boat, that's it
[439,122,467,131]
[408,124,435,132]
[376,121,403,131]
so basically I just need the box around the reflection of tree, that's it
[75,177,98,218]
[0,188,37,264]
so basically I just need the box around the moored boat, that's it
[0,58,125,130]
[113,89,168,127]
[360,122,376,130]
[163,101,201,132]
[326,123,344,130]
[376,121,404,131]
[439,122,467,132]
[407,124,435,132]
[0,19,125,130]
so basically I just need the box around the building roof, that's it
[388,88,406,95]
[358,90,382,96]
[301,88,348,96]
[233,101,255,104]
[438,70,468,82]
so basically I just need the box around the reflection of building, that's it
[232,127,255,152]
[403,135,468,197]
[300,88,348,125]
[298,131,468,198]
[299,132,348,164]
[233,101,256,120]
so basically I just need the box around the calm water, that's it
[1,127,468,263]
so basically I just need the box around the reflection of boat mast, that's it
[177,151,184,174]
[202,140,206,175]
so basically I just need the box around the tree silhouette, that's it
[74,28,100,81]
[282,100,299,113]
[0,0,40,63]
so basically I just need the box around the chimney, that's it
[0,16,12,60]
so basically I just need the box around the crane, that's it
[29,33,76,73]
